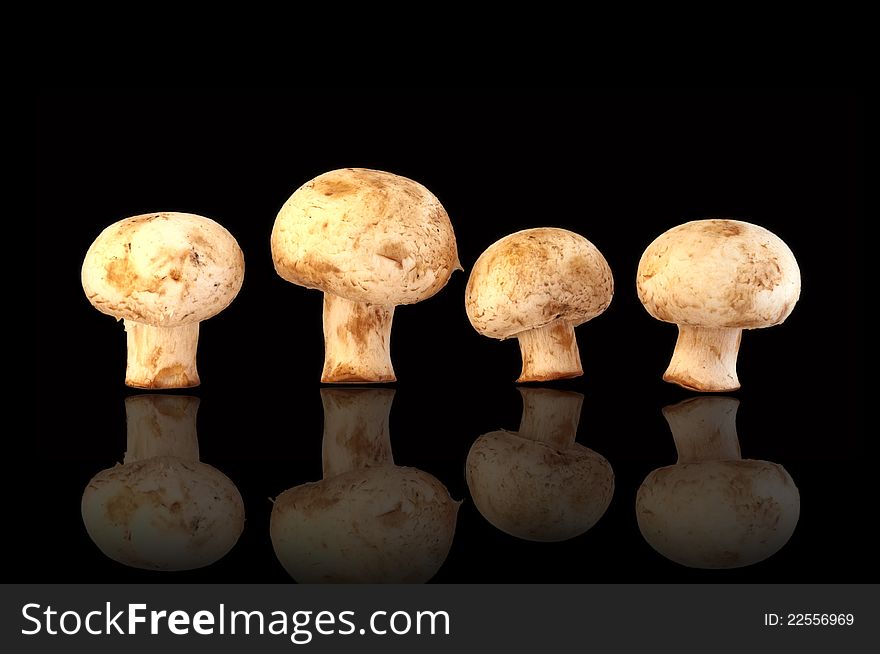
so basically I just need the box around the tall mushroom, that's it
[465,228,613,382]
[637,219,800,392]
[81,395,245,571]
[82,212,244,388]
[466,388,614,542]
[271,168,460,383]
[270,389,459,583]
[635,397,800,569]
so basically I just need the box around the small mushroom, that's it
[636,396,800,569]
[466,388,614,542]
[82,212,244,389]
[271,169,461,383]
[637,219,800,391]
[270,389,459,583]
[465,228,613,382]
[81,395,245,571]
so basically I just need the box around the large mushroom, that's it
[82,212,244,388]
[81,395,244,571]
[635,396,800,569]
[466,388,614,541]
[465,228,613,382]
[270,389,459,583]
[271,168,460,383]
[637,219,800,392]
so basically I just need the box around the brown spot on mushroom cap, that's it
[636,459,800,569]
[271,168,460,306]
[82,212,245,327]
[465,228,614,340]
[637,219,800,329]
[313,177,359,197]
[105,486,138,525]
[702,220,743,237]
[299,254,341,279]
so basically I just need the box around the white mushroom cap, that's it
[82,212,244,327]
[636,460,800,569]
[81,457,245,571]
[465,228,613,340]
[270,466,459,583]
[466,430,613,542]
[271,168,460,306]
[637,219,800,329]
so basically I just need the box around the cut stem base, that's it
[124,320,200,389]
[516,320,583,382]
[663,325,742,392]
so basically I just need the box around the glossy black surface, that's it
[27,89,866,582]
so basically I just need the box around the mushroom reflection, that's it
[270,389,459,583]
[81,395,244,571]
[466,388,614,542]
[636,397,800,569]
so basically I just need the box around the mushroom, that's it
[271,168,460,383]
[82,212,245,389]
[637,219,800,391]
[270,389,459,583]
[465,228,613,382]
[635,396,800,569]
[466,388,614,542]
[81,395,245,571]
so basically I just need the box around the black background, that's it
[28,89,866,583]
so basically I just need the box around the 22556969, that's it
[764,613,854,626]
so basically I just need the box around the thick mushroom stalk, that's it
[466,388,613,542]
[636,397,800,569]
[82,212,244,389]
[663,325,742,392]
[637,219,800,392]
[124,321,201,389]
[465,228,613,383]
[81,395,244,571]
[270,389,459,583]
[321,295,395,383]
[517,320,583,383]
[271,168,461,384]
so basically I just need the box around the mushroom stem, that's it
[124,395,200,464]
[124,320,200,389]
[663,325,742,392]
[321,294,396,383]
[516,320,583,382]
[321,388,395,477]
[517,388,583,449]
[663,396,741,464]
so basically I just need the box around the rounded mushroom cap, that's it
[81,457,245,571]
[82,212,244,327]
[636,460,800,569]
[270,465,459,583]
[466,430,614,542]
[271,168,460,306]
[637,219,800,329]
[465,228,613,340]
